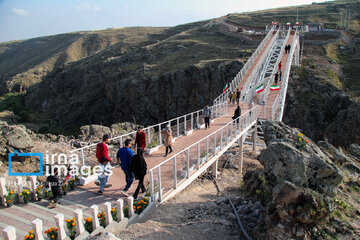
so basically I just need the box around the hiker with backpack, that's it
[130,148,147,199]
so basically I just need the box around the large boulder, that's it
[0,122,33,157]
[79,125,112,142]
[259,121,343,197]
[245,121,343,240]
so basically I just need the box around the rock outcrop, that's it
[244,121,344,239]
[0,121,33,159]
[284,67,360,148]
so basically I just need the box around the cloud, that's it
[12,7,28,16]
[75,3,101,12]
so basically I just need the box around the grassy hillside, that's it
[228,1,360,31]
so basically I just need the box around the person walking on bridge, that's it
[135,127,147,151]
[161,124,173,157]
[228,91,232,103]
[117,139,134,196]
[278,61,282,71]
[274,72,279,85]
[95,135,112,187]
[130,148,147,199]
[232,105,241,123]
[203,105,212,130]
[279,70,282,82]
[232,92,236,105]
[236,89,241,104]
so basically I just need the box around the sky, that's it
[0,0,324,43]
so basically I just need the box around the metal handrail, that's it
[213,27,275,106]
[240,30,280,102]
[260,29,290,104]
[149,106,259,202]
[278,31,299,121]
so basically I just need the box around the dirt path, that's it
[117,143,264,240]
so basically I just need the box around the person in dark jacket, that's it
[47,167,61,207]
[130,148,147,199]
[236,89,241,104]
[232,105,241,123]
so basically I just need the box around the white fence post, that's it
[54,213,67,240]
[29,176,37,201]
[103,202,113,226]
[74,209,85,236]
[90,205,100,230]
[32,218,44,240]
[127,197,134,217]
[0,177,8,206]
[2,226,16,240]
[173,157,177,188]
[117,199,124,221]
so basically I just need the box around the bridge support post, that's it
[212,160,218,179]
[239,135,244,176]
[253,121,258,154]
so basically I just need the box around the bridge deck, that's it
[262,32,295,119]
[79,31,277,200]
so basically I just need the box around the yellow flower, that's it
[19,193,22,196]
[9,191,14,194]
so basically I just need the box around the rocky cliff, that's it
[244,121,360,239]
[20,22,258,132]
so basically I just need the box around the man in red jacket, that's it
[96,135,112,163]
[95,135,112,187]
[135,127,147,152]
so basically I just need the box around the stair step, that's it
[12,205,56,224]
[28,202,73,219]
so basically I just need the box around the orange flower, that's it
[72,222,76,226]
[306,139,309,143]
[54,228,58,232]
[101,217,104,220]
[25,235,29,239]
[29,230,34,234]
[65,219,70,223]
[29,235,34,239]
[87,217,92,222]
[51,236,54,239]
[9,191,14,194]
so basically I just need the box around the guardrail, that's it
[148,106,259,202]
[213,27,275,107]
[260,29,290,104]
[70,102,227,166]
[277,31,299,121]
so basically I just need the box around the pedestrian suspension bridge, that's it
[0,26,300,240]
